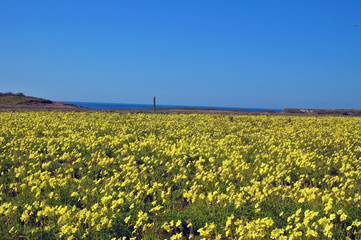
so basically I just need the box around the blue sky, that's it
[1,1,360,109]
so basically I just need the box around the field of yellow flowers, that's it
[0,112,361,239]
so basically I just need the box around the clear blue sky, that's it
[1,1,360,109]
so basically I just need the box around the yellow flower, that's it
[70,192,78,198]
[170,232,183,240]
[124,216,131,223]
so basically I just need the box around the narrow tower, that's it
[153,96,156,113]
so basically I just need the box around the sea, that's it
[64,101,282,112]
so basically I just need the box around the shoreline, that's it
[1,104,361,117]
[1,94,360,116]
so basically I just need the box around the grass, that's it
[0,92,52,105]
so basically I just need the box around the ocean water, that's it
[64,101,282,112]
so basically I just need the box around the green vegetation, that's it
[0,112,361,239]
[0,92,52,105]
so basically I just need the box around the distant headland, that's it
[0,92,84,110]
[1,92,360,116]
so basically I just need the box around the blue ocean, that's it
[64,101,282,112]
